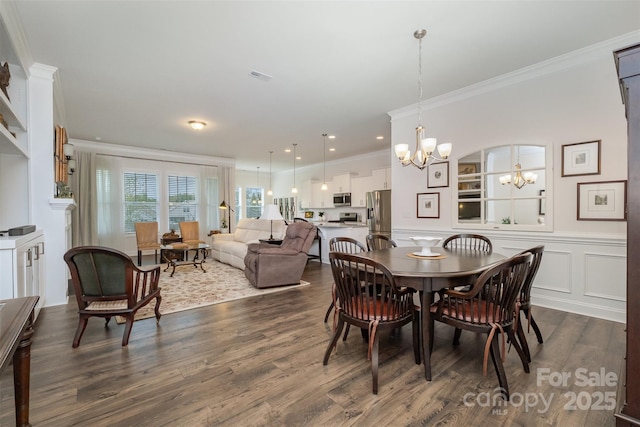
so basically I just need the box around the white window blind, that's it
[123,172,158,233]
[168,175,198,230]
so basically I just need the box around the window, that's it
[455,144,552,231]
[245,186,263,219]
[123,172,158,233]
[168,175,197,230]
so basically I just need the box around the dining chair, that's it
[63,246,162,347]
[429,252,531,400]
[324,252,421,394]
[134,221,161,266]
[514,245,545,362]
[443,233,493,344]
[442,233,493,253]
[366,233,397,251]
[324,237,367,325]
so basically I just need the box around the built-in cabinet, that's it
[371,168,391,190]
[0,231,45,318]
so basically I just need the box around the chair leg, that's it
[529,312,544,344]
[154,295,162,323]
[452,328,462,345]
[72,316,89,348]
[323,318,345,364]
[508,327,530,373]
[516,313,532,363]
[137,250,142,266]
[371,331,380,395]
[104,317,112,326]
[122,315,135,347]
[323,301,334,323]
[488,332,509,401]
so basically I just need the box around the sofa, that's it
[209,218,286,269]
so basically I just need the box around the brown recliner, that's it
[244,222,317,288]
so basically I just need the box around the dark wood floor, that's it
[1,261,625,426]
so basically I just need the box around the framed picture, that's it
[458,163,477,175]
[562,140,601,177]
[539,190,546,215]
[577,180,627,221]
[428,162,449,188]
[417,192,440,218]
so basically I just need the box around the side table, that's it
[259,238,283,245]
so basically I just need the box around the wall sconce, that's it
[54,141,76,175]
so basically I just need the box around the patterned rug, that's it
[118,259,310,323]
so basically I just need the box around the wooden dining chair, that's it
[429,252,531,400]
[324,252,421,394]
[442,233,493,253]
[514,245,545,362]
[324,237,367,324]
[366,233,397,251]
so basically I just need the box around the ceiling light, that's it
[328,135,336,139]
[291,143,298,194]
[376,136,384,140]
[321,133,328,191]
[394,29,452,170]
[267,150,273,196]
[499,147,537,189]
[188,120,206,130]
[329,148,336,152]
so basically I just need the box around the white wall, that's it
[388,32,640,322]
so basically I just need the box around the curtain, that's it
[95,154,124,250]
[70,150,98,246]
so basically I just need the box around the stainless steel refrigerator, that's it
[366,189,391,238]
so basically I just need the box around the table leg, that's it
[13,312,34,427]
[421,287,434,381]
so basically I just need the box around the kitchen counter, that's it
[315,223,369,263]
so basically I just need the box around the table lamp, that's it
[261,204,285,240]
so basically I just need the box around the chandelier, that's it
[394,29,452,170]
[499,148,538,189]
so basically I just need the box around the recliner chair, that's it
[243,222,316,288]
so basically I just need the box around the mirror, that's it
[457,145,547,227]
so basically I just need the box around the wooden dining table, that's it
[358,246,506,381]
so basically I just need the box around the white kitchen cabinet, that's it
[371,168,391,190]
[0,230,45,318]
[299,179,314,209]
[310,181,333,208]
[350,175,370,207]
[332,173,354,193]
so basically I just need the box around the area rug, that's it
[117,260,310,323]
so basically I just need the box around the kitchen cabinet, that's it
[371,168,391,190]
[350,175,370,207]
[332,173,354,193]
[0,230,45,318]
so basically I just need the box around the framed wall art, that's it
[562,140,601,177]
[577,180,627,221]
[417,192,440,218]
[428,162,449,188]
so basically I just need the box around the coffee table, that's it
[160,242,211,277]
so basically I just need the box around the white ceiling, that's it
[11,1,640,172]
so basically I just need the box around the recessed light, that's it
[328,135,336,139]
[188,120,206,130]
[95,137,101,141]
[376,136,384,140]
[285,148,291,153]
[329,148,336,152]
[296,156,301,160]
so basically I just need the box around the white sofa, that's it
[209,218,287,269]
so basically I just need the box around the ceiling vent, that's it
[249,70,272,82]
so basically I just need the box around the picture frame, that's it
[577,180,627,221]
[458,163,477,175]
[562,140,601,177]
[539,190,546,215]
[417,192,440,218]
[427,162,449,188]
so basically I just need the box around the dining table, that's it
[358,246,506,381]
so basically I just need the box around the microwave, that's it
[333,192,351,207]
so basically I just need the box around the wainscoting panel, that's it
[393,228,626,323]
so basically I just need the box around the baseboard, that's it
[533,295,625,323]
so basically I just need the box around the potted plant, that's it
[318,211,325,222]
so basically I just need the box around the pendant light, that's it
[267,150,273,196]
[394,29,452,170]
[321,133,328,191]
[291,143,298,194]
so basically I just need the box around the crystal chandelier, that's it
[394,29,452,170]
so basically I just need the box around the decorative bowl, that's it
[409,236,441,257]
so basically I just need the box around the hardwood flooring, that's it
[1,261,625,426]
